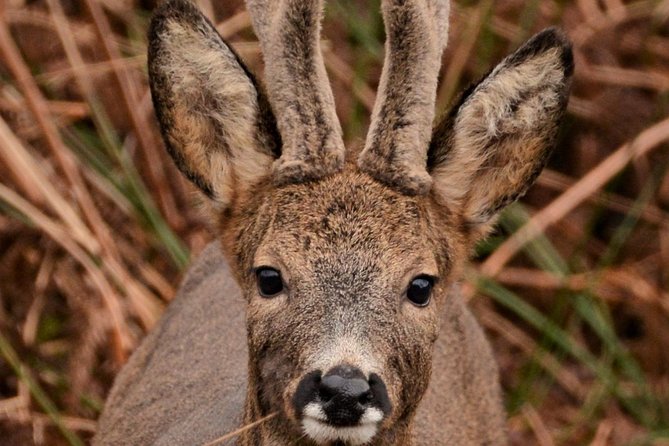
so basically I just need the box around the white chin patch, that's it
[302,403,383,445]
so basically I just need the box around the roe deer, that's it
[95,0,573,444]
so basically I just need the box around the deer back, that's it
[94,243,246,445]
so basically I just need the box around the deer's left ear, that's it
[428,28,573,235]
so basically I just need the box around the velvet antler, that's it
[246,0,346,184]
[358,0,450,195]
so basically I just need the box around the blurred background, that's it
[0,0,668,444]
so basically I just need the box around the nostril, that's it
[368,373,392,416]
[318,383,335,403]
[358,390,373,405]
[293,370,323,415]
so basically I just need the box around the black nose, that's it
[293,366,392,427]
[319,366,373,426]
[320,373,372,404]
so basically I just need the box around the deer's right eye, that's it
[255,267,284,297]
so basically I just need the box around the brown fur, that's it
[428,28,573,233]
[219,165,461,444]
[96,1,573,444]
[148,0,279,208]
[94,236,505,445]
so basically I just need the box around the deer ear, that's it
[148,0,280,207]
[428,28,573,235]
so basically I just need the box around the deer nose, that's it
[293,366,392,427]
[320,374,372,404]
[318,366,373,426]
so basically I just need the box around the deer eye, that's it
[255,267,284,297]
[407,276,434,307]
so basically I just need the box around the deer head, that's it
[147,0,573,444]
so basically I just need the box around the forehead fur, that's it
[223,166,459,281]
[272,175,422,247]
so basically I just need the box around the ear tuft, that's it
[504,28,574,79]
[148,0,279,206]
[428,27,573,233]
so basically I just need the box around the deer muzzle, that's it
[292,365,392,445]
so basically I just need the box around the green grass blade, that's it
[0,332,84,446]
[63,126,189,268]
[474,274,615,383]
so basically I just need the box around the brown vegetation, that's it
[0,0,668,444]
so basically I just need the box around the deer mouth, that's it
[301,402,383,445]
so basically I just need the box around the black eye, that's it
[407,276,434,307]
[255,267,284,297]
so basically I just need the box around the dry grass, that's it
[0,0,668,444]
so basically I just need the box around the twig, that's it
[83,0,184,231]
[324,52,376,112]
[0,183,129,364]
[436,0,493,109]
[521,404,555,446]
[538,169,669,230]
[479,306,586,400]
[0,6,112,259]
[216,10,252,39]
[579,64,669,91]
[201,412,278,446]
[0,116,99,252]
[571,0,655,46]
[589,420,613,446]
[21,247,52,346]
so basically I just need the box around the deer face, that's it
[229,171,455,442]
[148,0,572,444]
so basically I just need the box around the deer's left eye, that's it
[255,267,284,297]
[406,276,434,307]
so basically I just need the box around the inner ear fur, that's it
[148,0,280,207]
[428,28,573,232]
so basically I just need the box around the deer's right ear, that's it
[148,0,280,206]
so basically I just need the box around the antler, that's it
[358,0,450,195]
[246,0,345,184]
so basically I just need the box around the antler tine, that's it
[359,0,450,195]
[245,0,345,184]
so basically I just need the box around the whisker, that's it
[292,431,309,445]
